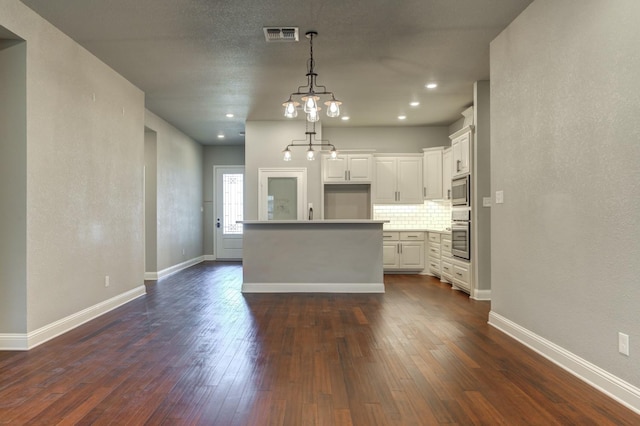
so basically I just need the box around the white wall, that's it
[145,110,204,272]
[491,0,640,393]
[144,129,158,273]
[0,37,26,333]
[0,0,146,334]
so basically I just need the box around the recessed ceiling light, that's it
[225,113,234,118]
[217,134,225,139]
[341,116,350,121]
[425,83,438,89]
[398,115,407,120]
[410,101,420,107]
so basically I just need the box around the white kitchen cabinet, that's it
[374,155,423,204]
[440,233,453,283]
[451,259,472,294]
[383,231,425,270]
[322,154,372,183]
[423,148,443,200]
[427,232,441,276]
[450,127,472,178]
[442,148,452,201]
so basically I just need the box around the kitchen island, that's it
[239,220,387,293]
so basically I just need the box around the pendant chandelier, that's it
[282,120,337,162]
[281,31,342,122]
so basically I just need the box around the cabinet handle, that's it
[348,170,351,180]
[456,160,462,172]
[345,170,348,180]
[447,189,451,199]
[423,187,426,197]
[456,272,463,277]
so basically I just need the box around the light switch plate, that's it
[483,197,491,207]
[495,190,504,204]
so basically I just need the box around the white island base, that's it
[239,220,386,293]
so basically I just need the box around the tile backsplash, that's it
[373,200,451,231]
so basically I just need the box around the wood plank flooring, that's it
[0,261,638,425]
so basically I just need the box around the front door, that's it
[215,166,244,260]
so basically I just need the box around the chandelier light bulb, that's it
[306,147,315,161]
[330,147,338,159]
[324,99,342,118]
[307,108,320,122]
[282,147,292,161]
[283,100,299,118]
[302,95,319,113]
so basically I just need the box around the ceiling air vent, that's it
[263,27,299,42]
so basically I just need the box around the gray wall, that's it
[1,1,146,331]
[144,129,158,273]
[245,121,324,220]
[203,145,245,256]
[245,122,451,221]
[491,0,640,387]
[324,126,449,152]
[0,38,26,333]
[473,81,491,291]
[145,110,204,272]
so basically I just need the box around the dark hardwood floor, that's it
[0,262,638,425]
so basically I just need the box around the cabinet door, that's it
[383,242,400,268]
[397,157,423,204]
[347,155,372,182]
[373,157,398,203]
[452,133,470,177]
[399,242,424,269]
[442,148,452,200]
[423,149,443,199]
[322,156,348,182]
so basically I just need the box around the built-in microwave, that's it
[451,175,470,207]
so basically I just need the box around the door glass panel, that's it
[223,173,243,234]
[268,177,298,220]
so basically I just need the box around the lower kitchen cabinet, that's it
[451,260,471,293]
[383,231,425,270]
[427,232,441,276]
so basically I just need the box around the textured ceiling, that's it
[20,0,533,145]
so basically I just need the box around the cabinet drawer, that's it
[441,261,453,277]
[429,260,440,274]
[441,239,452,254]
[400,231,424,241]
[453,264,470,284]
[428,233,441,243]
[428,243,441,259]
[383,232,400,241]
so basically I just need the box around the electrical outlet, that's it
[619,332,629,356]
[182,248,186,256]
[483,197,491,207]
[105,275,110,287]
[495,190,504,204]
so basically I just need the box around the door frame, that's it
[214,165,245,260]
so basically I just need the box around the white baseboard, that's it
[0,285,146,351]
[242,282,385,293]
[156,256,204,280]
[204,255,215,261]
[472,289,491,300]
[488,311,640,415]
[144,272,158,280]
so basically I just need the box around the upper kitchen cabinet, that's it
[322,154,372,183]
[373,155,423,204]
[450,126,473,177]
[423,147,443,200]
[442,147,452,201]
